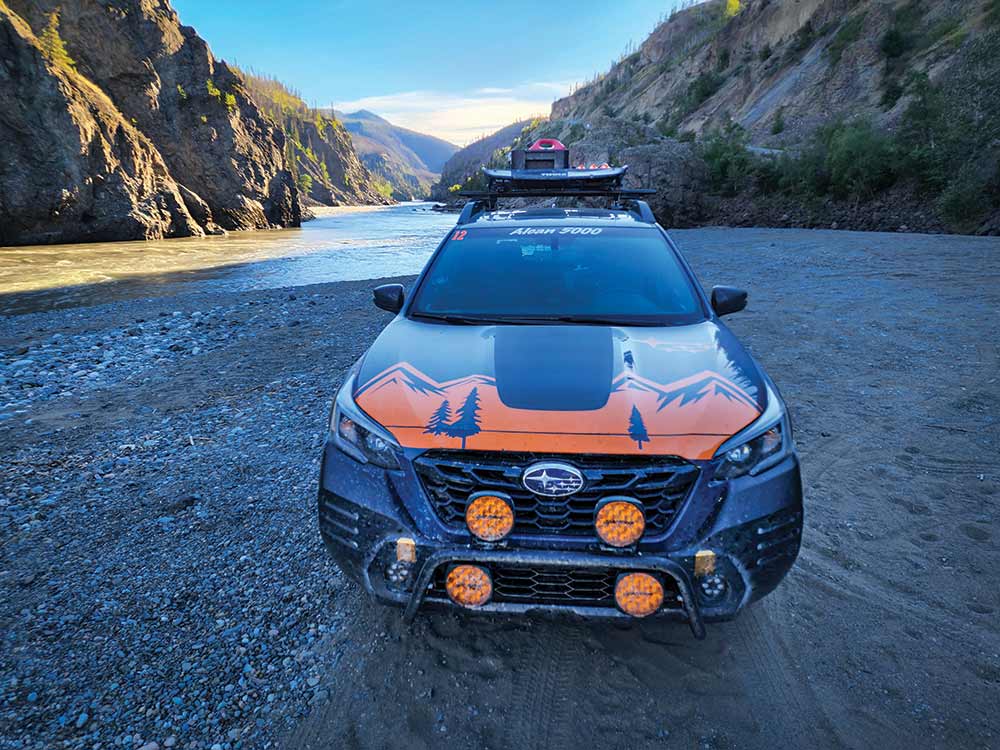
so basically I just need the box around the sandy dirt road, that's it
[2,229,997,750]
[289,229,1000,750]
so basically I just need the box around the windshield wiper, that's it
[411,312,664,326]
[547,315,664,326]
[409,312,509,325]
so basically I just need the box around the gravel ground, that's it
[2,228,999,750]
[0,279,399,750]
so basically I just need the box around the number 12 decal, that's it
[452,230,468,241]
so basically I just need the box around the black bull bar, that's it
[401,547,706,639]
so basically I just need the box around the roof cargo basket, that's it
[458,139,656,223]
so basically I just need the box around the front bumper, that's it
[318,440,803,639]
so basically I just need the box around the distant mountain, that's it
[429,119,536,200]
[334,110,458,200]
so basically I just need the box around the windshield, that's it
[408,226,705,325]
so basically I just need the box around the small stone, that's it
[138,743,160,750]
[75,712,88,728]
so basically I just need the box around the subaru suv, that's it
[318,140,802,638]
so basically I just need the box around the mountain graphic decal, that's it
[354,362,762,460]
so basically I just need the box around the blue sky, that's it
[171,0,690,144]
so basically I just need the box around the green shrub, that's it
[820,120,897,199]
[880,27,909,58]
[937,165,992,231]
[771,108,785,135]
[686,72,725,111]
[297,173,313,194]
[38,10,76,70]
[176,84,187,100]
[918,16,962,50]
[827,13,867,65]
[224,92,237,111]
[881,77,904,108]
[716,49,731,72]
[699,122,753,196]
[989,0,1000,26]
[753,158,783,195]
[759,44,772,62]
[656,119,677,138]
[784,20,815,62]
[206,79,221,99]
[565,123,585,144]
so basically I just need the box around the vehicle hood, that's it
[353,317,766,460]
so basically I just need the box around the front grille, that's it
[429,563,682,608]
[414,451,698,537]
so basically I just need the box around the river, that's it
[0,202,456,315]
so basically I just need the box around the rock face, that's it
[289,113,392,207]
[430,0,999,233]
[233,71,395,207]
[550,0,974,144]
[7,0,300,234]
[0,6,203,245]
[1,0,398,246]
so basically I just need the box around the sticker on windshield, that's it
[508,227,603,236]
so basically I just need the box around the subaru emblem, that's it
[521,462,584,497]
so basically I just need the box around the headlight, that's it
[330,372,401,470]
[713,383,792,480]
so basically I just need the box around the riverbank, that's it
[2,228,999,750]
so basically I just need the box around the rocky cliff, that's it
[1,0,391,246]
[239,74,393,206]
[437,0,1000,234]
[0,3,203,244]
[551,0,981,145]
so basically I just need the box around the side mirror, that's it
[711,286,748,317]
[373,283,405,313]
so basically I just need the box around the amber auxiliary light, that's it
[465,493,514,542]
[594,499,646,547]
[445,564,493,608]
[615,572,665,617]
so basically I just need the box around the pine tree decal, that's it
[628,405,649,450]
[447,387,482,449]
[424,399,451,435]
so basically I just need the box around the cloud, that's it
[332,81,574,145]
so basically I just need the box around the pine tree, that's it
[424,399,451,435]
[447,387,481,449]
[628,405,649,450]
[38,10,76,71]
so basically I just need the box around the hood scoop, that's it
[493,326,614,411]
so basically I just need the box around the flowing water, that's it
[0,202,456,315]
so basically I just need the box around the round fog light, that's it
[465,494,514,542]
[699,573,728,601]
[445,564,493,608]
[615,572,664,617]
[595,500,645,547]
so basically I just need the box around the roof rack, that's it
[456,139,656,224]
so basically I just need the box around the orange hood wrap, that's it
[353,320,764,461]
